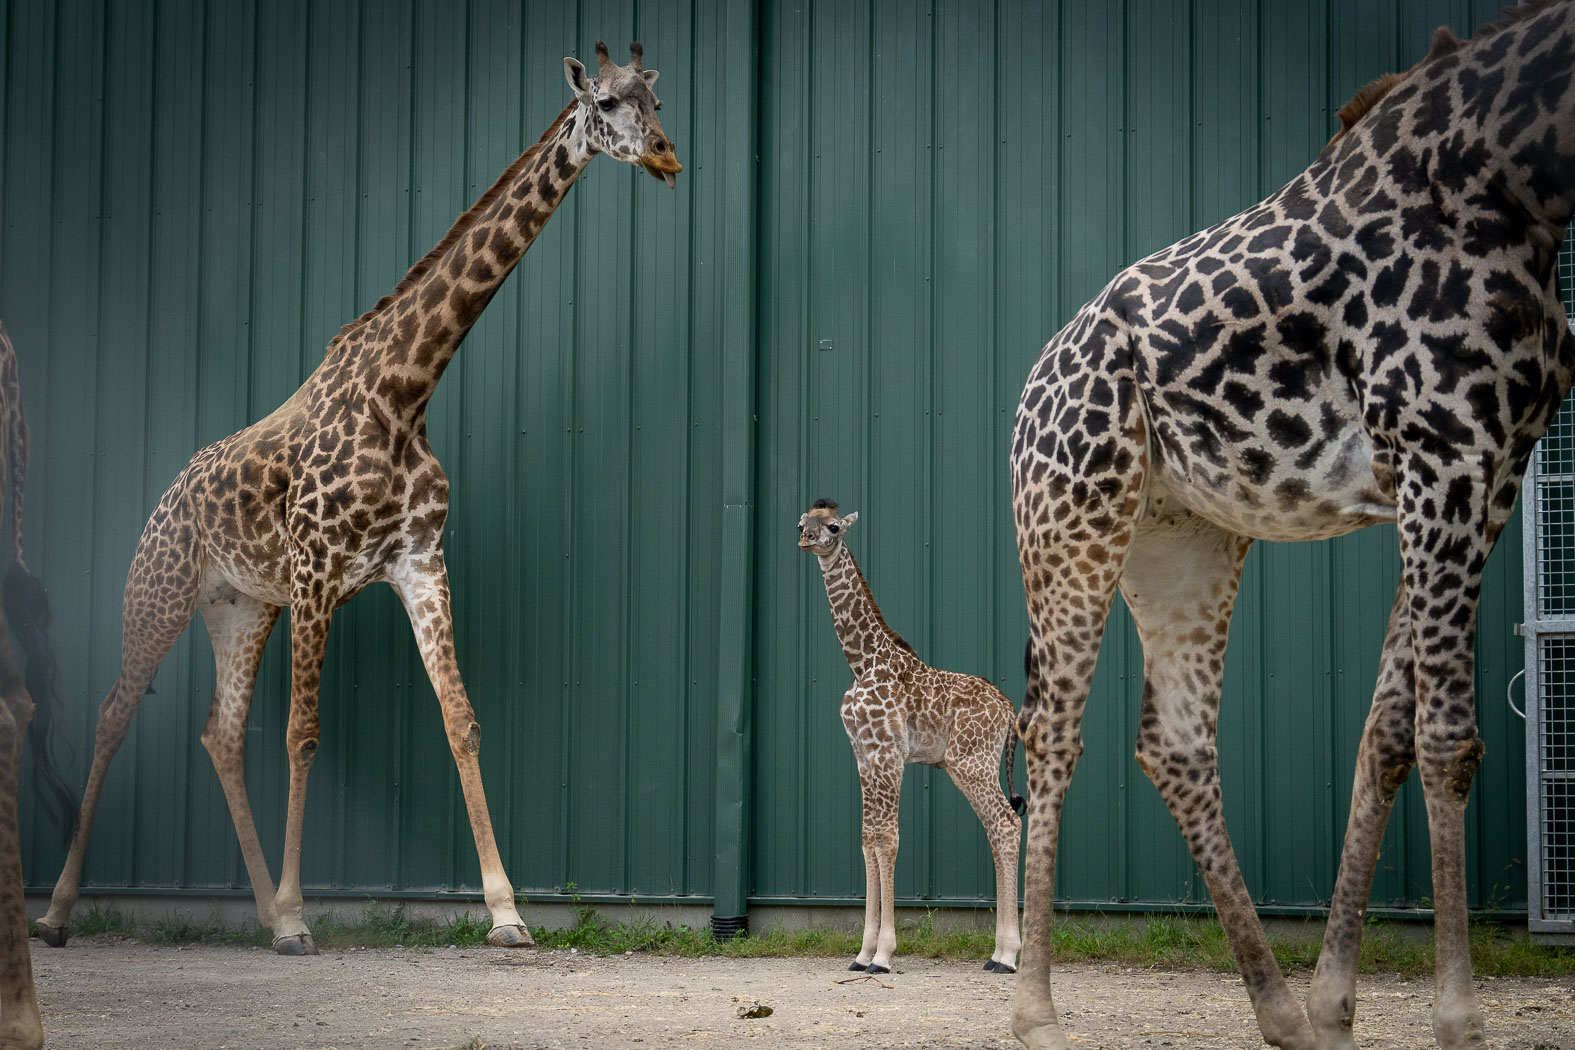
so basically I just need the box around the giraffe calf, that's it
[798,499,1024,974]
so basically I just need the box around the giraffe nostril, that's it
[654,140,667,153]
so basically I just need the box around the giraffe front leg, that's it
[392,561,529,948]
[853,762,901,973]
[1391,462,1497,1049]
[1385,457,1509,1049]
[852,830,880,970]
[271,592,333,956]
[1308,586,1416,1050]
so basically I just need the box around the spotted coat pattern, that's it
[798,500,1024,975]
[1009,5,1575,1049]
[36,43,681,957]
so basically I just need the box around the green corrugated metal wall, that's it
[0,0,1537,916]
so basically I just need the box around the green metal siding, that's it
[0,0,1535,915]
[745,0,1529,914]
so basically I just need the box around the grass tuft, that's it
[40,903,1575,979]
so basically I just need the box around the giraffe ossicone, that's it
[798,498,1024,975]
[1010,4,1574,1049]
[35,41,679,958]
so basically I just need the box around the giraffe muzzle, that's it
[642,136,682,187]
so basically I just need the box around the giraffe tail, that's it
[1004,637,1043,816]
[1002,729,1025,816]
[4,563,78,846]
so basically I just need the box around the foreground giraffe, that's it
[1010,5,1573,1049]
[0,321,73,1049]
[798,499,1024,975]
[37,42,681,956]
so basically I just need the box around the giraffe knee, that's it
[1018,711,1081,764]
[286,726,319,767]
[1376,759,1413,802]
[450,720,481,756]
[1441,736,1485,804]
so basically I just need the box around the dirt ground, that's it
[29,939,1574,1050]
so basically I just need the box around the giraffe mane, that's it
[1327,72,1407,148]
[327,101,578,350]
[1322,1,1559,152]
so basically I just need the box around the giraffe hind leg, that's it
[947,721,1022,973]
[855,761,902,973]
[37,508,201,946]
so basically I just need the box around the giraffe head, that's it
[564,41,682,187]
[797,498,859,559]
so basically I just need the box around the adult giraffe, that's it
[1010,4,1573,1048]
[37,41,681,957]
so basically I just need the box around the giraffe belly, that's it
[1145,414,1398,542]
[205,547,293,607]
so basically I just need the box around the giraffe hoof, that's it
[33,921,67,948]
[983,960,1000,972]
[848,960,869,971]
[992,962,1016,975]
[272,933,318,956]
[487,923,534,948]
[866,963,890,975]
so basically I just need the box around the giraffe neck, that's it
[331,102,593,420]
[816,545,914,678]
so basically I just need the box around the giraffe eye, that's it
[828,524,840,534]
[597,97,617,111]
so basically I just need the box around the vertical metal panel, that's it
[0,0,1536,917]
[4,0,731,903]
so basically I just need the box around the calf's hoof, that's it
[866,963,890,975]
[487,923,534,948]
[984,960,1016,974]
[33,921,67,948]
[272,933,318,956]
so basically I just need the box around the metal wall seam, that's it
[710,0,761,934]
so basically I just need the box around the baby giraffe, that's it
[798,498,1024,974]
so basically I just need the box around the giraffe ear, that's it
[642,69,660,88]
[564,57,596,104]
[842,511,859,529]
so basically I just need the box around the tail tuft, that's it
[4,563,79,846]
[1010,793,1026,816]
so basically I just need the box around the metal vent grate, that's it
[1536,636,1575,920]
[1522,225,1575,939]
[1535,402,1575,619]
